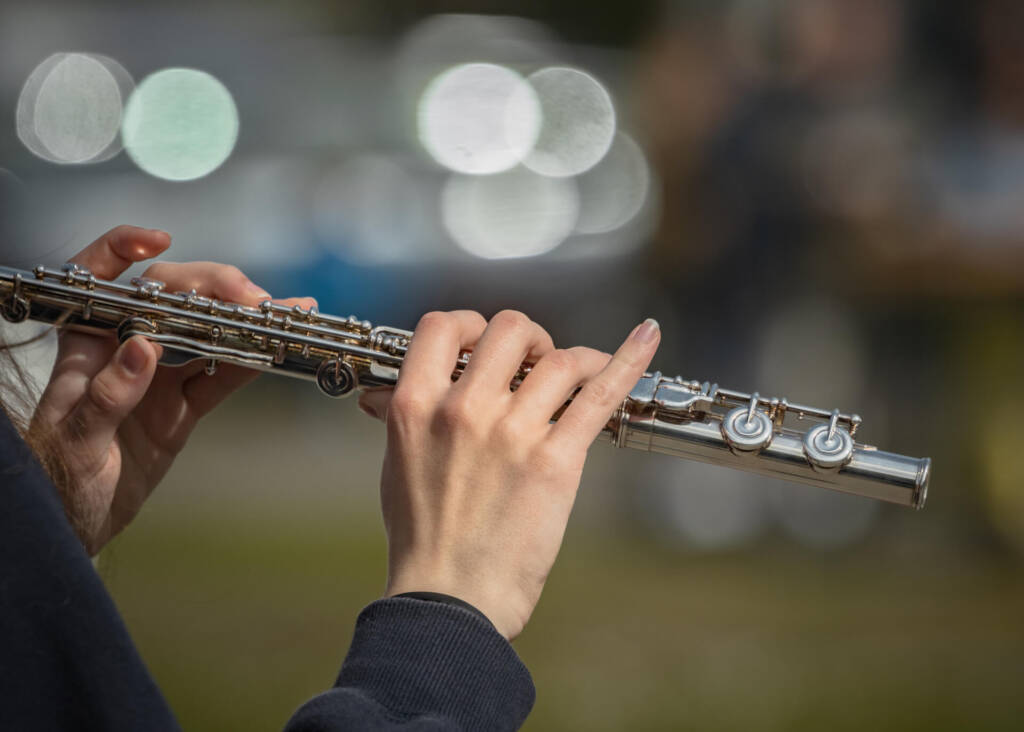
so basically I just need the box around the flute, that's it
[0,263,930,509]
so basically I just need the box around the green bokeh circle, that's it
[122,68,239,181]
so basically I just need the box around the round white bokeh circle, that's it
[524,67,616,178]
[16,53,131,164]
[418,63,541,175]
[442,166,579,259]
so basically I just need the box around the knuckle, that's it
[387,389,431,425]
[493,414,525,446]
[530,440,568,474]
[87,373,122,415]
[437,394,476,432]
[569,346,609,370]
[543,349,576,373]
[415,311,449,334]
[572,346,608,362]
[584,377,617,407]
[618,350,648,372]
[491,309,531,333]
[107,224,133,239]
[463,310,488,329]
[216,264,248,290]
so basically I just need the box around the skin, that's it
[33,226,317,555]
[43,225,662,641]
[358,311,660,639]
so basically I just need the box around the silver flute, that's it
[1,263,930,509]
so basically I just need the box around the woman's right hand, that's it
[357,310,660,639]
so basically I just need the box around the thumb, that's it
[64,337,159,463]
[357,387,394,422]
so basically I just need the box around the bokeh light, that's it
[981,396,1024,555]
[396,14,557,124]
[312,154,434,264]
[757,299,866,408]
[16,53,132,164]
[397,14,557,75]
[5,4,1022,728]
[121,68,239,181]
[646,460,769,551]
[574,132,652,235]
[768,485,880,549]
[756,299,878,548]
[523,67,616,178]
[441,166,579,259]
[417,63,541,176]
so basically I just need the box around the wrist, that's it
[391,591,493,625]
[385,574,528,640]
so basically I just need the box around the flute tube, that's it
[602,412,929,509]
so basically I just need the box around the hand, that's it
[357,310,660,639]
[31,225,316,555]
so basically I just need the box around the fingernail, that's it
[118,338,147,376]
[247,281,272,300]
[631,318,660,343]
[155,229,171,238]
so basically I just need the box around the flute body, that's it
[0,264,929,509]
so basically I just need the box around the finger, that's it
[551,319,661,450]
[142,261,271,304]
[454,310,555,396]
[180,296,318,417]
[271,296,319,311]
[62,337,159,469]
[396,311,488,396]
[358,387,394,422]
[69,226,171,280]
[511,347,611,425]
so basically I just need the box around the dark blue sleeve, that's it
[285,598,536,732]
[1,408,534,731]
[0,409,180,731]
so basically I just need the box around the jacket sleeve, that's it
[0,409,180,731]
[284,598,536,732]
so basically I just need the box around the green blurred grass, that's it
[105,514,1024,731]
[101,384,1024,731]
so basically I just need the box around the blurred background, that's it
[2,0,1024,729]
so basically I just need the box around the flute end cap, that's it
[913,457,931,510]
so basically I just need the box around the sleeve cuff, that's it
[336,597,535,731]
[390,591,493,627]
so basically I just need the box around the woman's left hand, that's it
[31,225,316,555]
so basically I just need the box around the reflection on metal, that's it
[1,264,930,510]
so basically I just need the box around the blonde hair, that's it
[1,332,74,520]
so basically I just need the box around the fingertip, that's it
[150,229,172,253]
[111,226,172,263]
[246,281,273,302]
[117,336,156,377]
[629,318,660,345]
